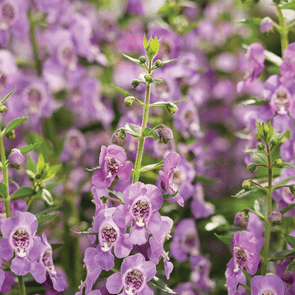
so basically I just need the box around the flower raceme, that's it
[92,145,133,190]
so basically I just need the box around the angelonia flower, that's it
[268,209,282,225]
[92,145,133,189]
[260,17,274,34]
[8,148,25,169]
[250,275,285,295]
[234,211,249,229]
[0,211,40,276]
[106,253,156,295]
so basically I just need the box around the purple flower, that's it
[246,212,264,252]
[0,211,40,276]
[260,17,274,34]
[230,231,260,275]
[8,148,25,168]
[263,75,295,131]
[106,253,156,295]
[170,218,200,262]
[90,207,133,271]
[280,42,295,79]
[276,259,295,294]
[113,182,163,245]
[30,233,66,292]
[251,275,285,295]
[159,152,184,206]
[92,145,133,190]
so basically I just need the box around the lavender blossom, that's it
[106,253,156,295]
[250,275,285,295]
[8,148,25,168]
[260,17,274,34]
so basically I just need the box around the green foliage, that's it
[0,183,7,199]
[144,35,160,62]
[214,233,232,246]
[3,117,27,135]
[11,187,36,200]
[149,276,179,294]
[125,123,142,137]
[142,127,159,140]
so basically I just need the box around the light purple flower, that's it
[251,275,285,295]
[92,145,133,190]
[260,17,274,34]
[8,148,25,168]
[230,231,260,275]
[106,253,156,295]
[276,259,295,294]
[170,218,200,262]
[113,182,163,245]
[0,211,40,276]
[159,152,184,206]
[30,233,66,292]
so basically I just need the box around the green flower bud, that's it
[262,122,269,135]
[271,138,278,146]
[166,102,178,115]
[131,80,140,89]
[124,96,135,107]
[144,74,153,83]
[5,130,15,140]
[139,56,146,63]
[247,163,257,173]
[111,128,126,146]
[39,183,45,189]
[290,185,295,195]
[155,59,162,67]
[274,158,284,168]
[35,173,42,180]
[0,104,7,113]
[257,143,265,150]
[242,180,252,191]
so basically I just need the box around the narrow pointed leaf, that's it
[0,183,7,199]
[37,153,45,173]
[123,53,146,68]
[142,127,159,140]
[254,198,267,217]
[252,153,268,165]
[27,156,37,173]
[162,57,180,66]
[139,161,164,173]
[20,142,42,155]
[4,117,27,135]
[70,229,97,235]
[236,98,269,107]
[280,203,295,215]
[283,234,295,249]
[112,84,133,97]
[1,86,16,104]
[11,187,36,200]
[149,276,179,294]
[37,212,59,224]
[214,233,232,246]
[125,123,141,137]
[41,189,53,205]
[273,176,295,189]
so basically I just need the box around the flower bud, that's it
[8,148,25,169]
[166,102,178,115]
[155,59,162,68]
[268,209,282,225]
[242,180,252,191]
[234,211,249,229]
[111,128,126,146]
[247,163,257,173]
[0,104,7,113]
[271,138,278,146]
[257,143,265,150]
[260,17,274,34]
[124,96,135,107]
[139,56,146,63]
[158,124,173,144]
[35,173,42,180]
[5,130,15,140]
[262,122,269,137]
[290,185,295,196]
[144,74,153,83]
[274,158,284,168]
[131,79,140,88]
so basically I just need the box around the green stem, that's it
[261,143,273,276]
[29,12,42,76]
[132,61,152,183]
[18,275,26,295]
[0,134,11,218]
[276,5,289,54]
[105,195,124,204]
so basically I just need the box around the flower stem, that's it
[261,143,273,276]
[18,275,26,295]
[276,5,289,54]
[132,61,152,183]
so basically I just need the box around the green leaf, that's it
[237,17,262,25]
[231,187,264,198]
[1,86,16,104]
[236,98,269,107]
[273,175,295,189]
[0,183,7,199]
[125,123,141,138]
[139,161,164,173]
[280,3,295,10]
[153,79,163,84]
[149,276,179,294]
[27,156,37,173]
[142,127,159,140]
[242,149,267,154]
[148,36,159,61]
[163,190,179,198]
[272,249,295,258]
[287,259,295,270]
[161,57,180,66]
[36,203,62,217]
[194,174,217,184]
[280,203,295,215]
[122,53,146,68]
[11,187,36,200]
[283,234,295,249]
[51,243,64,251]
[214,233,232,246]
[266,120,274,143]
[42,164,62,182]
[3,117,27,135]
[272,131,286,145]
[37,212,59,224]
[108,190,124,202]
[111,84,133,97]
[86,166,99,172]
[41,189,53,205]
[256,121,264,141]
[252,153,268,165]
[254,198,267,217]
[279,162,295,169]
[20,142,42,155]
[70,229,97,235]
[37,153,45,173]
[143,34,148,49]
